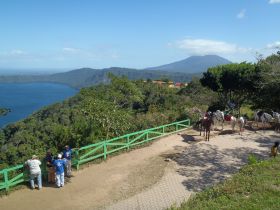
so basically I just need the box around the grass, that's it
[170,155,280,210]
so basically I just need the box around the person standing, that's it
[63,145,72,177]
[25,155,42,190]
[52,154,67,188]
[45,150,55,183]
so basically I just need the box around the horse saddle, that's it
[224,115,232,121]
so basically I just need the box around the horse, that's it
[272,111,280,132]
[195,111,214,141]
[200,114,214,141]
[254,111,273,130]
[195,112,210,135]
[212,110,237,131]
[237,116,245,135]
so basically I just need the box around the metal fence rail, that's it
[0,119,190,192]
[73,119,190,169]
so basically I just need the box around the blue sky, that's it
[0,0,280,71]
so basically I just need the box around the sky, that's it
[0,0,280,72]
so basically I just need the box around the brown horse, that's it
[197,114,214,141]
[202,117,214,141]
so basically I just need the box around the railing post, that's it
[126,136,130,150]
[162,126,165,134]
[104,141,107,160]
[146,132,149,140]
[3,169,9,193]
[41,160,47,181]
[176,123,178,131]
[75,150,80,170]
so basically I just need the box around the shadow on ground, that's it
[162,132,277,192]
[180,134,204,144]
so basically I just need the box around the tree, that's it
[251,52,280,110]
[200,63,260,113]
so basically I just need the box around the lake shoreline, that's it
[0,82,78,128]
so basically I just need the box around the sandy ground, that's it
[0,126,279,210]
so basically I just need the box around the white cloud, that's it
[269,0,280,4]
[10,49,27,55]
[0,49,27,56]
[62,47,81,53]
[266,41,280,49]
[175,38,250,55]
[237,9,246,19]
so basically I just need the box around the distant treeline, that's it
[0,67,200,89]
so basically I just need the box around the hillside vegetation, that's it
[0,74,217,170]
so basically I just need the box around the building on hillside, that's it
[152,80,166,86]
[174,82,185,88]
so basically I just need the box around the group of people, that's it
[24,145,72,190]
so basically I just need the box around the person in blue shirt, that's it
[63,145,72,177]
[52,154,67,188]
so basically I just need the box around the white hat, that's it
[58,154,62,159]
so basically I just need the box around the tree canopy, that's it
[200,62,261,112]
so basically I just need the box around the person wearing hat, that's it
[63,145,72,177]
[52,153,67,188]
[25,155,42,190]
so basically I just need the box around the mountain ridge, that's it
[146,55,231,73]
[0,67,199,89]
[0,55,231,88]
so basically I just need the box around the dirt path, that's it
[0,128,278,210]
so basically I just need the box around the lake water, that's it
[0,83,78,128]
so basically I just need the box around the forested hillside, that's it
[0,74,216,169]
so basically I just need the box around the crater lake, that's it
[0,83,78,127]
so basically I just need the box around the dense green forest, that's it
[0,73,216,169]
[200,52,280,112]
[0,52,279,170]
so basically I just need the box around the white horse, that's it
[237,116,245,135]
[212,110,237,131]
[254,111,273,130]
[272,111,280,132]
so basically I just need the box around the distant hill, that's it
[146,55,231,73]
[0,55,230,88]
[0,67,198,89]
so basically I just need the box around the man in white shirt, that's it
[25,155,42,190]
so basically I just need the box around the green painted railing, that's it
[0,119,190,192]
[0,162,47,193]
[72,119,190,169]
[0,164,25,192]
